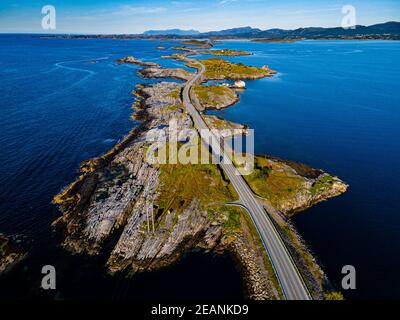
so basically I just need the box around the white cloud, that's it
[111,6,167,16]
[220,0,238,5]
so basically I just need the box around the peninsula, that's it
[52,39,348,300]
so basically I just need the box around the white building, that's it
[234,80,246,89]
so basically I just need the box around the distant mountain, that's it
[51,21,400,40]
[201,21,400,39]
[143,29,200,36]
[202,26,262,37]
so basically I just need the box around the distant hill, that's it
[143,29,200,36]
[249,21,400,39]
[202,26,262,37]
[141,22,399,39]
[47,21,400,40]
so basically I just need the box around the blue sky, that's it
[0,0,399,34]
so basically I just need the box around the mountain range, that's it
[143,29,200,36]
[142,22,400,39]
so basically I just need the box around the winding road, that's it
[182,61,312,300]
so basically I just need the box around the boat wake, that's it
[44,57,110,96]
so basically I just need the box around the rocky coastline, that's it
[0,234,26,274]
[117,56,160,67]
[51,41,348,300]
[139,66,192,81]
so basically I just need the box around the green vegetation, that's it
[181,40,209,47]
[324,292,345,300]
[193,85,237,109]
[244,156,305,209]
[243,156,343,212]
[278,159,322,179]
[190,58,275,80]
[207,206,242,234]
[204,115,242,131]
[165,105,182,112]
[310,175,335,196]
[167,53,187,61]
[157,162,237,216]
[224,207,241,232]
[168,88,181,99]
[200,49,252,56]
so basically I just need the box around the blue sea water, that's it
[0,36,399,300]
[209,40,400,299]
[0,35,243,300]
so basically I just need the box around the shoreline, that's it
[0,38,344,300]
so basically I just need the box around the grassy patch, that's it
[168,88,181,100]
[200,49,252,56]
[324,292,344,300]
[181,40,209,47]
[157,162,237,216]
[193,85,237,109]
[190,58,274,80]
[244,156,305,209]
[310,175,335,196]
[207,206,242,234]
[224,207,241,232]
[165,105,182,112]
[204,115,242,131]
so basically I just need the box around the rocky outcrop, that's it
[117,56,160,68]
[139,67,192,81]
[189,58,277,81]
[192,85,239,110]
[0,234,26,274]
[180,40,213,49]
[172,46,197,53]
[108,199,222,273]
[283,174,348,215]
[200,49,252,56]
[254,156,349,215]
[53,82,185,255]
[52,80,279,299]
[204,115,249,138]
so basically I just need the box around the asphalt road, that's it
[182,62,312,300]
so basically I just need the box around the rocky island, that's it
[52,40,348,300]
[188,58,276,80]
[199,49,252,56]
[117,56,160,67]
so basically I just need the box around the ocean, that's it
[0,35,399,299]
[0,35,243,300]
[208,39,400,299]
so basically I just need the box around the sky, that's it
[0,0,399,34]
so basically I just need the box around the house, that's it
[234,80,246,88]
